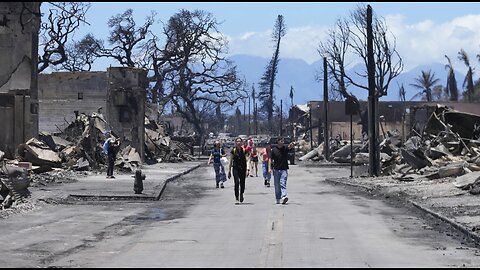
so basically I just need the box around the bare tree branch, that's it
[317,4,403,99]
[155,9,246,142]
[38,2,90,73]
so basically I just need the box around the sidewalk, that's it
[324,172,480,243]
[28,161,203,203]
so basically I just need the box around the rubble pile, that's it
[0,162,30,209]
[0,112,197,209]
[144,118,197,163]
[300,105,480,195]
[389,106,480,184]
[29,170,82,187]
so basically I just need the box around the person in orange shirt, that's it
[260,143,271,187]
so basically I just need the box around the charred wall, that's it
[106,67,147,162]
[0,3,40,158]
[38,72,108,133]
[38,67,147,163]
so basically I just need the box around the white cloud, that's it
[239,32,256,40]
[226,25,329,64]
[281,26,329,64]
[387,14,480,72]
[226,14,480,73]
[224,30,272,58]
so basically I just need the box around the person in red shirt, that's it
[243,139,252,176]
[248,136,254,147]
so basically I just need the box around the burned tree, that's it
[157,9,246,144]
[328,83,346,101]
[55,33,102,72]
[432,85,446,101]
[89,9,156,68]
[74,9,163,104]
[458,49,474,102]
[445,55,459,101]
[398,82,406,101]
[317,4,403,99]
[258,15,286,133]
[317,18,351,99]
[38,2,90,73]
[289,86,294,107]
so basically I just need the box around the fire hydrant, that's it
[133,169,146,194]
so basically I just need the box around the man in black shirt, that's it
[268,136,295,204]
[106,138,120,179]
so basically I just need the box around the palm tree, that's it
[445,55,459,101]
[474,79,480,101]
[397,82,406,101]
[410,70,440,101]
[458,49,474,101]
[289,85,294,108]
[432,85,445,101]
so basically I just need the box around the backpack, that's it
[232,147,246,169]
[103,138,112,155]
[233,147,244,156]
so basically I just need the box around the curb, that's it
[67,164,202,202]
[408,200,480,243]
[155,164,202,200]
[325,178,480,243]
[325,178,376,190]
[300,162,356,167]
[68,194,156,201]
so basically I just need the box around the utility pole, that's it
[252,85,256,135]
[323,57,329,160]
[309,104,313,150]
[317,115,321,148]
[254,104,257,135]
[243,100,246,121]
[255,103,258,135]
[280,99,283,136]
[248,95,251,135]
[367,5,380,176]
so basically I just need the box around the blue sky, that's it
[43,2,480,73]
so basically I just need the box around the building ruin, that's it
[38,67,148,161]
[290,100,480,144]
[0,3,41,159]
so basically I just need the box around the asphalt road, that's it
[2,164,480,267]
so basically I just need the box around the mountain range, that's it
[229,54,467,106]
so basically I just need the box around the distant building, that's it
[289,100,480,144]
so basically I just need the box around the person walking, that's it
[268,136,295,204]
[250,144,259,177]
[243,139,252,177]
[207,141,227,188]
[260,143,272,187]
[228,137,247,204]
[105,138,120,179]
